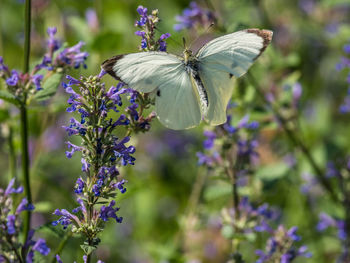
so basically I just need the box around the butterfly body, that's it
[102,29,272,130]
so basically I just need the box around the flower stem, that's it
[246,72,339,203]
[20,104,32,242]
[50,232,72,263]
[21,0,32,243]
[8,126,16,180]
[23,0,31,73]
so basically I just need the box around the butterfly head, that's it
[183,49,194,64]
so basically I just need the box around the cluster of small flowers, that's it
[337,41,350,113]
[317,212,346,240]
[0,27,88,102]
[197,112,259,172]
[53,73,155,251]
[0,179,50,262]
[174,1,217,31]
[37,27,88,71]
[221,197,280,237]
[255,225,312,263]
[134,6,171,52]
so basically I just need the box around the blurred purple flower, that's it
[32,238,50,256]
[31,74,43,91]
[317,212,346,240]
[174,2,216,31]
[86,8,99,32]
[203,130,216,149]
[298,0,316,14]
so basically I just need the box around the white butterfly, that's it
[102,29,273,130]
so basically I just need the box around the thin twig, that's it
[246,72,339,203]
[21,0,32,243]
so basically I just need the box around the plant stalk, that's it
[246,72,339,203]
[8,126,17,180]
[20,104,31,242]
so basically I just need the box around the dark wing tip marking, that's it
[101,55,125,81]
[156,89,161,97]
[245,29,273,59]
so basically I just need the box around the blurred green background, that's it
[1,0,350,262]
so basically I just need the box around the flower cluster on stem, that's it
[0,179,50,262]
[0,27,88,104]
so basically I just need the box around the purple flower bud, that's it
[136,5,148,16]
[344,44,350,54]
[203,130,216,149]
[32,74,43,91]
[99,200,123,223]
[16,198,35,214]
[5,178,23,196]
[287,226,301,241]
[81,158,90,172]
[292,82,302,105]
[32,238,50,256]
[6,70,19,86]
[65,141,82,158]
[6,215,16,234]
[56,255,63,263]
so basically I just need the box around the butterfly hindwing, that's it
[155,68,201,130]
[197,29,273,125]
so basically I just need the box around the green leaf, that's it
[204,182,232,201]
[0,90,20,106]
[36,222,66,238]
[80,244,97,255]
[33,201,53,212]
[34,73,63,101]
[256,162,289,181]
[0,109,10,122]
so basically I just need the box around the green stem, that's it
[8,126,17,180]
[50,232,72,263]
[23,0,31,73]
[20,104,31,242]
[22,0,32,243]
[246,72,339,203]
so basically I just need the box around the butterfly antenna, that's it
[188,23,215,50]
[183,37,187,50]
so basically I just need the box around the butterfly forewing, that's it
[102,51,202,130]
[102,52,184,93]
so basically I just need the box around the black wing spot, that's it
[229,73,233,78]
[156,89,161,97]
[101,55,125,81]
